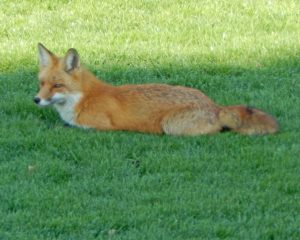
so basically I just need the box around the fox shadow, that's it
[0,54,299,132]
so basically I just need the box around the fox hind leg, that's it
[161,107,222,136]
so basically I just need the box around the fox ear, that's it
[38,43,54,67]
[64,48,80,73]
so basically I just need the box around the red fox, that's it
[34,43,278,135]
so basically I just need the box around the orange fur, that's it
[34,43,278,135]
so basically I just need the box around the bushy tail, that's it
[218,105,279,135]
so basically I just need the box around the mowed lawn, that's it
[0,0,299,239]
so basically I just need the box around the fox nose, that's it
[34,97,41,104]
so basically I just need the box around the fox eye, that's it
[54,83,64,88]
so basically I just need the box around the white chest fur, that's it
[54,93,82,126]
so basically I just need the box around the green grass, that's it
[0,0,299,239]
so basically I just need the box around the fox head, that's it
[34,43,82,107]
